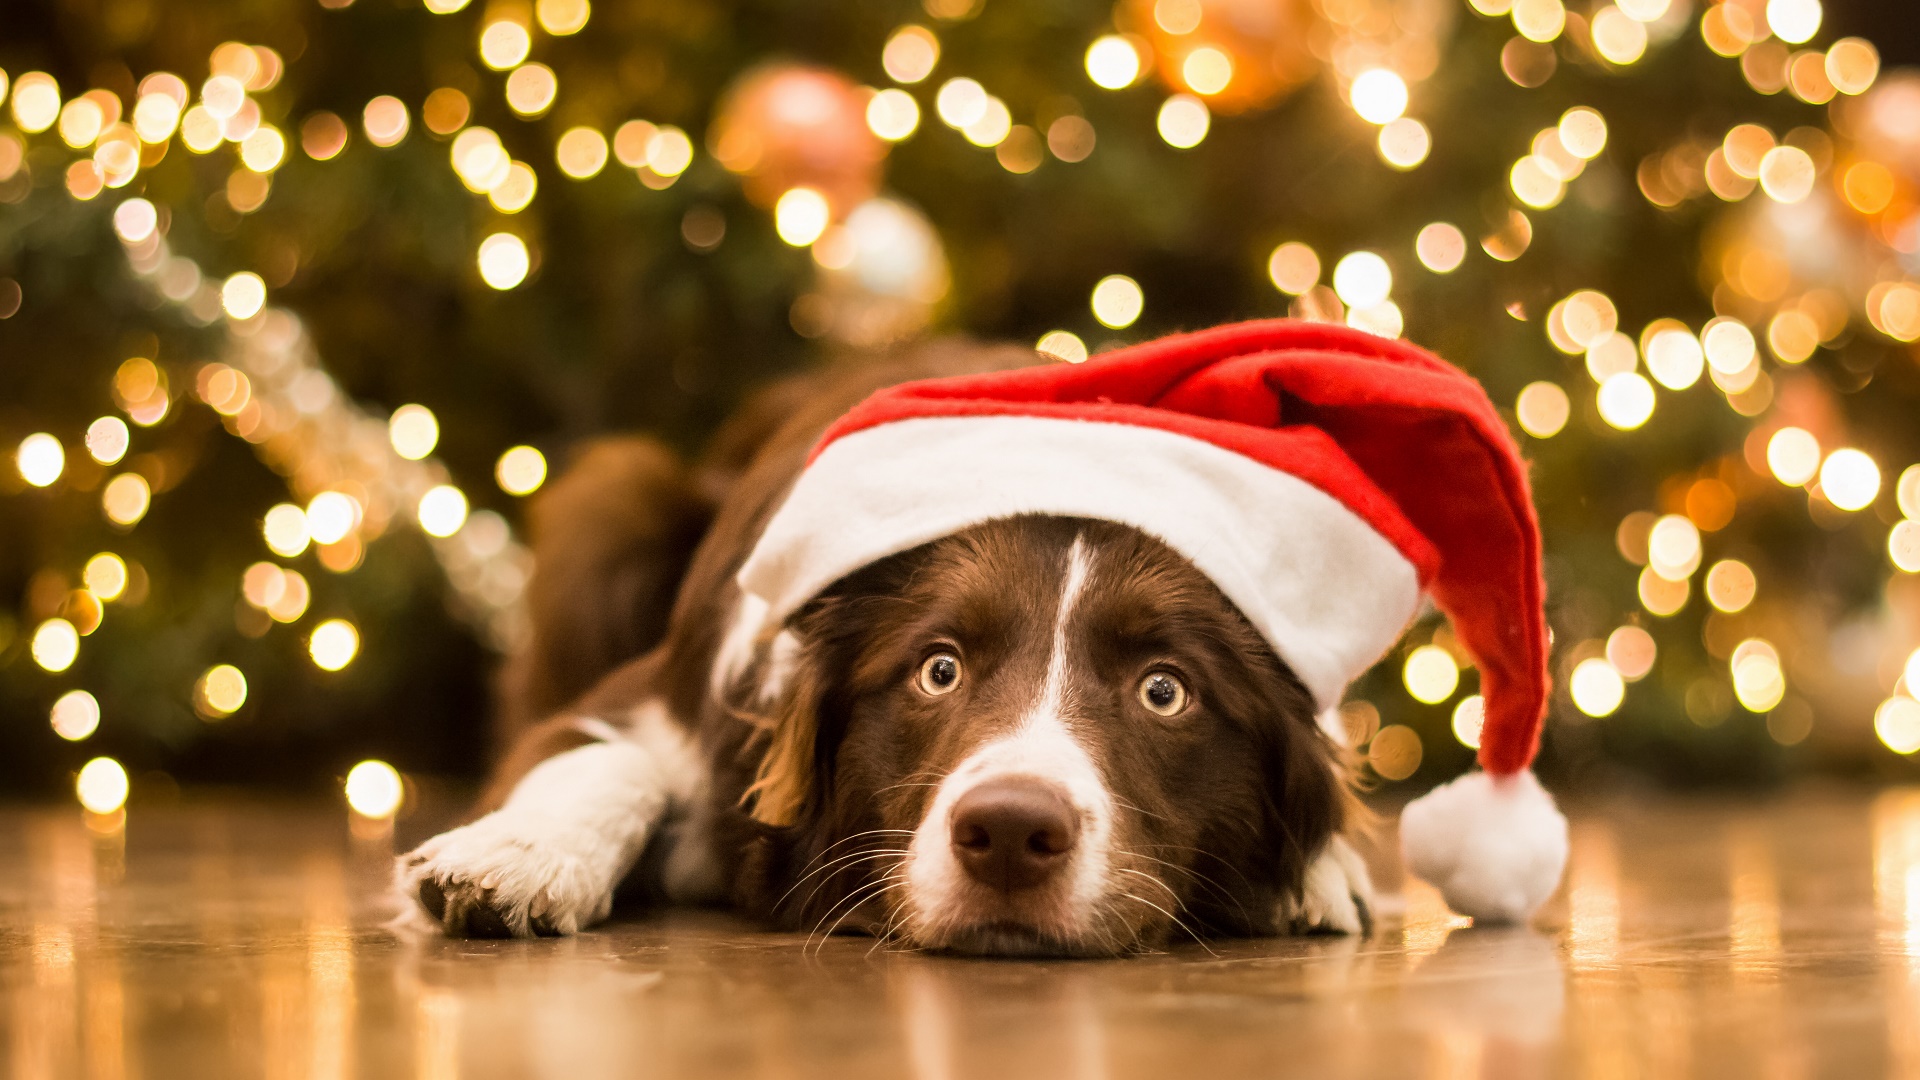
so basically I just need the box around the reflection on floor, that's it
[4,789,1920,1078]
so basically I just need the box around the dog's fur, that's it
[400,340,1374,955]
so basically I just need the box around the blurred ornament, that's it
[800,197,949,347]
[1126,0,1323,114]
[709,65,885,214]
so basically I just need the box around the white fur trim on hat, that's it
[1399,769,1568,924]
[727,415,1422,711]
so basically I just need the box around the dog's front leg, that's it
[397,714,683,938]
[1279,835,1375,936]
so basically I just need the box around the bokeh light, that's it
[1402,644,1460,704]
[1644,326,1705,389]
[556,126,608,178]
[1513,0,1568,42]
[1156,94,1209,148]
[1638,565,1689,616]
[1647,514,1702,580]
[867,89,921,141]
[418,485,470,537]
[477,233,530,289]
[1826,37,1880,95]
[196,664,248,718]
[12,73,62,133]
[506,63,559,118]
[1182,47,1233,96]
[1888,521,1920,574]
[51,690,101,742]
[935,78,988,128]
[263,503,311,557]
[86,417,130,466]
[1368,724,1422,780]
[1597,372,1655,430]
[775,188,831,246]
[1415,223,1466,273]
[1090,274,1144,329]
[884,26,941,84]
[1757,146,1815,203]
[1765,0,1820,43]
[363,96,410,148]
[1451,695,1486,749]
[1267,242,1320,295]
[1819,448,1880,511]
[1591,7,1648,65]
[1705,559,1757,612]
[1332,251,1391,308]
[113,198,157,244]
[1036,331,1088,363]
[309,619,360,671]
[1085,36,1142,89]
[535,0,590,34]
[479,21,532,69]
[1349,69,1408,124]
[305,491,360,546]
[496,445,548,495]
[1767,427,1821,486]
[1516,381,1570,438]
[345,760,405,818]
[76,757,128,814]
[1731,639,1787,712]
[1570,657,1626,716]
[32,618,80,672]
[1377,118,1431,169]
[84,553,128,601]
[222,272,266,319]
[17,433,64,488]
[102,474,151,526]
[389,404,439,460]
[1878,697,1920,755]
[1607,626,1658,681]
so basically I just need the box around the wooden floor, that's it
[5,788,1920,1078]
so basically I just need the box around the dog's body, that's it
[401,340,1375,955]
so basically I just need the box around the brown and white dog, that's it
[398,340,1375,955]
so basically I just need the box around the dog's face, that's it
[752,516,1343,956]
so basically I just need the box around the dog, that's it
[398,338,1376,955]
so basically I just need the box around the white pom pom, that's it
[1400,769,1568,924]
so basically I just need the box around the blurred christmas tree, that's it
[3,0,1919,803]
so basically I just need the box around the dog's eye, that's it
[1138,672,1188,716]
[918,653,962,696]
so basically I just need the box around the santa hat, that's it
[729,318,1568,924]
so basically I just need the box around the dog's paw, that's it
[1279,836,1375,936]
[396,813,617,939]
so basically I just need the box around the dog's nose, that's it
[949,777,1079,891]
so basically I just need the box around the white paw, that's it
[396,812,620,939]
[1279,836,1375,935]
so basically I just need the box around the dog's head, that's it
[738,515,1346,956]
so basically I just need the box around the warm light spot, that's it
[1155,0,1203,33]
[12,72,63,133]
[1085,36,1143,90]
[1907,648,1920,694]
[1090,275,1144,329]
[263,503,311,557]
[1820,448,1880,511]
[1638,565,1689,616]
[102,474,151,526]
[58,96,105,149]
[362,96,410,148]
[1767,427,1821,486]
[1825,38,1879,96]
[1698,562,1755,619]
[1267,242,1320,295]
[1570,657,1626,717]
[113,198,158,244]
[1512,0,1568,42]
[222,272,266,319]
[1606,626,1657,680]
[17,433,64,487]
[1368,724,1423,781]
[1591,6,1648,64]
[1765,0,1820,44]
[1897,522,1920,573]
[1452,695,1486,749]
[1648,514,1702,580]
[1182,47,1233,96]
[1758,146,1815,203]
[935,78,988,128]
[1617,0,1670,20]
[1559,107,1608,159]
[479,21,532,70]
[418,485,469,537]
[1331,252,1391,308]
[775,188,831,246]
[1877,697,1920,755]
[1416,223,1466,273]
[1156,95,1209,149]
[884,26,941,84]
[76,758,128,814]
[84,553,128,601]
[304,492,360,546]
[1702,317,1756,374]
[1586,333,1637,383]
[452,127,511,191]
[32,619,80,672]
[1349,69,1409,125]
[268,570,310,623]
[961,97,1012,148]
[556,127,608,178]
[1843,161,1896,215]
[1768,309,1820,363]
[1516,382,1570,438]
[302,112,349,160]
[1402,644,1460,704]
[496,445,548,495]
[867,88,921,141]
[309,619,360,671]
[423,87,471,135]
[51,691,101,741]
[1597,372,1655,430]
[477,233,530,289]
[612,120,657,167]
[1900,465,1920,519]
[389,404,439,460]
[645,126,693,176]
[345,760,405,818]
[1377,118,1431,169]
[505,63,558,118]
[1638,327,1700,389]
[241,562,286,610]
[239,125,285,172]
[84,417,130,466]
[1562,290,1618,349]
[1510,156,1565,209]
[1347,301,1403,339]
[1732,639,1786,712]
[535,0,590,35]
[196,664,248,718]
[1035,331,1088,364]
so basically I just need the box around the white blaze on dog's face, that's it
[753,516,1344,956]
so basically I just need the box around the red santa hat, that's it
[729,318,1568,924]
